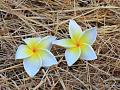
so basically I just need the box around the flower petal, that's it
[15,45,33,59]
[37,49,57,67]
[52,39,76,48]
[36,36,56,50]
[65,46,81,66]
[80,43,97,60]
[23,52,42,77]
[79,27,97,45]
[69,19,82,43]
[23,38,41,49]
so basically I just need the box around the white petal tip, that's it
[67,63,73,66]
[15,52,20,60]
[15,45,24,60]
[25,69,38,77]
[70,19,74,22]
[69,19,76,24]
[53,36,57,40]
[52,40,56,44]
[92,56,97,60]
[91,27,97,33]
[46,36,57,42]
[94,56,97,60]
[94,27,97,30]
[22,38,27,42]
[92,27,97,29]
[67,58,78,66]
[28,73,35,77]
[84,56,97,61]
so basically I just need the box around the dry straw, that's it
[0,0,120,89]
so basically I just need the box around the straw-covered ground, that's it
[0,0,120,90]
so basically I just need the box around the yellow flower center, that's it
[75,42,81,47]
[33,48,37,52]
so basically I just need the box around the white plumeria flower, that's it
[15,36,57,77]
[53,19,97,66]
